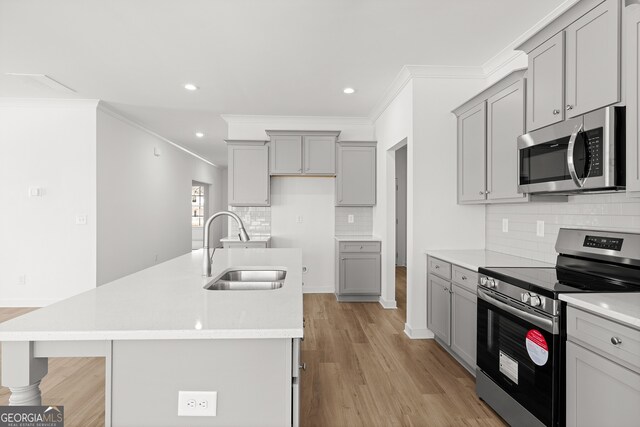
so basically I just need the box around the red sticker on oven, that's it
[526,329,549,366]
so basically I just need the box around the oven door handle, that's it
[477,288,558,334]
[567,123,586,188]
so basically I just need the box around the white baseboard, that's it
[0,298,58,308]
[404,324,435,340]
[378,298,397,309]
[302,285,334,294]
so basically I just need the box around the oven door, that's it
[476,288,560,427]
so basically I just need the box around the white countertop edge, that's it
[559,294,640,329]
[220,236,271,242]
[334,235,382,242]
[424,249,553,271]
[0,328,305,342]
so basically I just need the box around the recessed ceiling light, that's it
[184,83,198,91]
[343,87,356,94]
[195,132,204,138]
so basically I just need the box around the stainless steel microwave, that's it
[517,106,625,194]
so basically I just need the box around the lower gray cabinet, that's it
[427,256,477,373]
[566,341,640,427]
[335,239,381,301]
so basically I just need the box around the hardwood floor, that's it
[0,269,504,426]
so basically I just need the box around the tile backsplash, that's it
[227,206,271,237]
[486,193,640,264]
[335,207,373,235]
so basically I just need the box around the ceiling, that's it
[0,0,565,166]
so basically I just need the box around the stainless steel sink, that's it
[205,269,286,290]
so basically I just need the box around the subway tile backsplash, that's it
[486,193,640,264]
[335,207,373,235]
[227,206,271,237]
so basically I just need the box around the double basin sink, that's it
[205,269,286,291]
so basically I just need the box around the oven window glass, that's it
[519,136,571,185]
[477,298,559,426]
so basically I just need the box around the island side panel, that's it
[111,339,292,427]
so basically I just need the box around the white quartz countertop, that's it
[220,235,271,242]
[334,235,382,242]
[560,293,640,330]
[425,249,553,272]
[0,249,303,341]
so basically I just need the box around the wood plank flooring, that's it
[0,268,504,426]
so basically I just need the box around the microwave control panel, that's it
[583,235,624,251]
[584,128,603,177]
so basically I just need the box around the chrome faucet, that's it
[203,211,250,276]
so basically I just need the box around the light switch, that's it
[28,187,43,197]
[296,216,303,223]
[348,214,355,224]
[75,215,88,225]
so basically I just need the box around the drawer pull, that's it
[461,276,467,280]
[360,245,363,249]
[611,337,623,346]
[435,265,440,269]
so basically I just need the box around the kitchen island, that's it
[0,248,303,427]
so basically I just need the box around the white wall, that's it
[0,100,98,306]
[270,177,335,292]
[373,76,487,338]
[96,107,224,285]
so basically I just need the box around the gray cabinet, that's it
[427,256,477,373]
[450,284,477,368]
[335,239,381,301]
[267,131,339,176]
[303,135,335,174]
[270,135,302,174]
[626,3,640,195]
[226,140,270,207]
[526,32,565,131]
[336,141,377,206]
[486,79,527,202]
[457,102,487,203]
[518,0,622,132]
[428,274,451,346]
[565,0,620,118]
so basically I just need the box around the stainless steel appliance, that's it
[476,228,640,427]
[517,106,625,194]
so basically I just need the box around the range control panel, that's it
[583,235,624,251]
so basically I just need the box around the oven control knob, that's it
[480,277,488,286]
[486,278,497,289]
[521,293,531,303]
[529,294,542,307]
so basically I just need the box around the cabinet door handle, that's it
[611,337,622,346]
[435,265,440,269]
[479,191,484,195]
[553,109,560,115]
[462,276,467,280]
[566,105,573,111]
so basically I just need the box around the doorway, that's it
[191,181,209,250]
[395,145,408,316]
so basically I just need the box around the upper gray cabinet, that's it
[457,102,487,203]
[266,130,339,176]
[526,32,565,131]
[270,134,303,174]
[517,0,622,132]
[336,141,377,206]
[626,2,640,196]
[454,69,531,204]
[226,140,270,206]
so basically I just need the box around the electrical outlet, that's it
[28,187,43,197]
[347,214,355,224]
[17,275,26,286]
[502,218,509,233]
[296,215,303,223]
[178,391,217,417]
[75,215,87,225]
[536,220,545,237]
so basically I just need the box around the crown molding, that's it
[368,65,485,122]
[97,102,218,168]
[220,114,372,127]
[0,97,99,108]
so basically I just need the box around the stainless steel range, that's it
[476,228,640,427]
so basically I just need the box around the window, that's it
[192,185,205,227]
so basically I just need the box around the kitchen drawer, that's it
[566,307,640,372]
[338,241,381,253]
[452,265,478,293]
[428,257,451,280]
[223,241,269,249]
